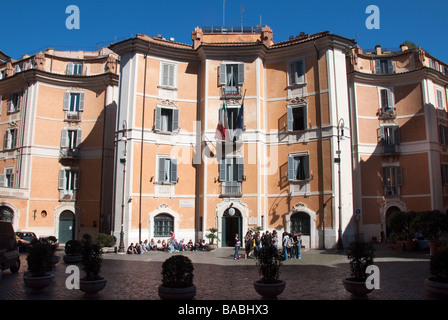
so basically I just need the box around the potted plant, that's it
[23,238,55,293]
[97,233,117,253]
[158,255,196,300]
[388,210,416,251]
[342,241,375,298]
[63,239,83,263]
[205,228,219,250]
[425,248,448,297]
[46,236,60,266]
[253,245,286,299]
[79,234,107,298]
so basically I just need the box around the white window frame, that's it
[287,59,306,86]
[436,88,445,110]
[219,62,245,95]
[159,61,177,89]
[156,156,178,184]
[287,103,308,132]
[63,91,85,120]
[66,62,84,76]
[8,91,22,113]
[287,152,310,182]
[382,165,402,197]
[3,167,14,188]
[378,88,395,114]
[154,105,179,133]
[3,128,18,150]
[375,59,395,74]
[58,168,80,192]
[61,128,82,150]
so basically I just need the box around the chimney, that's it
[400,44,408,52]
[261,26,273,48]
[192,27,203,50]
[375,45,382,55]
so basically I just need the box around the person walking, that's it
[234,234,241,259]
[282,232,289,260]
[297,232,302,259]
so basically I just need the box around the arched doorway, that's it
[385,206,400,238]
[0,206,14,222]
[222,208,242,247]
[59,210,75,244]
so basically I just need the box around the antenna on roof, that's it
[223,0,226,27]
[240,5,245,29]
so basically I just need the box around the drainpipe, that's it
[314,41,326,249]
[139,46,150,243]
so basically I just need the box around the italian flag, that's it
[215,101,229,141]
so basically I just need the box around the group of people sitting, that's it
[127,237,207,254]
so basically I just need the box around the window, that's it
[430,59,440,72]
[288,154,310,181]
[58,168,79,192]
[0,168,15,188]
[444,67,448,78]
[382,166,402,197]
[439,125,448,145]
[287,104,308,131]
[437,89,445,109]
[380,125,400,153]
[8,92,22,113]
[219,63,244,95]
[63,91,84,120]
[3,128,18,150]
[380,88,394,114]
[154,214,174,237]
[154,106,179,132]
[375,59,394,74]
[219,157,244,195]
[66,62,84,76]
[442,164,448,185]
[290,212,310,236]
[158,157,178,184]
[288,59,305,86]
[61,128,82,149]
[0,206,14,222]
[160,62,176,88]
[0,70,5,80]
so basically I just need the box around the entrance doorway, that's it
[290,211,311,248]
[385,206,400,239]
[59,210,75,244]
[222,208,241,247]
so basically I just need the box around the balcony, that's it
[65,111,82,122]
[221,86,243,99]
[59,190,77,202]
[221,181,242,197]
[378,108,396,120]
[59,148,80,159]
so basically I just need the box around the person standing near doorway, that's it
[234,234,241,259]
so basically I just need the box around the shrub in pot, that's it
[425,248,448,297]
[97,233,117,253]
[24,238,55,292]
[158,255,196,300]
[79,234,107,297]
[63,239,83,263]
[253,246,286,299]
[342,241,375,298]
[205,228,219,250]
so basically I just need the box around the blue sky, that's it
[1,0,448,62]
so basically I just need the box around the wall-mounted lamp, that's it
[150,176,154,182]
[33,209,37,220]
[41,210,47,218]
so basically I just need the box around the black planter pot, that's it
[253,280,286,299]
[80,277,108,298]
[342,278,374,298]
[23,273,54,293]
[158,285,197,300]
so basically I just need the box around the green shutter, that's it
[170,159,178,183]
[288,156,294,181]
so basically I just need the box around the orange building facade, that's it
[348,44,448,241]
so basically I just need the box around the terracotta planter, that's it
[404,240,417,251]
[425,278,448,297]
[342,278,373,298]
[23,273,54,293]
[253,280,286,299]
[428,242,439,255]
[158,285,197,300]
[80,277,108,298]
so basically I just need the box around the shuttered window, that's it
[382,166,402,196]
[288,59,305,85]
[287,104,308,131]
[158,157,178,184]
[154,106,179,132]
[375,59,394,74]
[380,89,394,113]
[288,154,310,181]
[58,169,80,191]
[160,62,176,88]
[218,157,244,182]
[61,128,82,149]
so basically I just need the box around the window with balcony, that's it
[58,168,79,200]
[157,157,178,184]
[66,62,84,76]
[382,166,402,197]
[379,88,395,116]
[439,124,448,145]
[380,125,400,153]
[287,104,308,131]
[219,62,244,96]
[154,106,179,133]
[60,128,81,157]
[219,157,244,196]
[287,59,305,86]
[8,92,22,113]
[3,128,18,150]
[375,59,394,74]
[63,91,84,121]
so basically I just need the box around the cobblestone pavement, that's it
[0,243,444,301]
